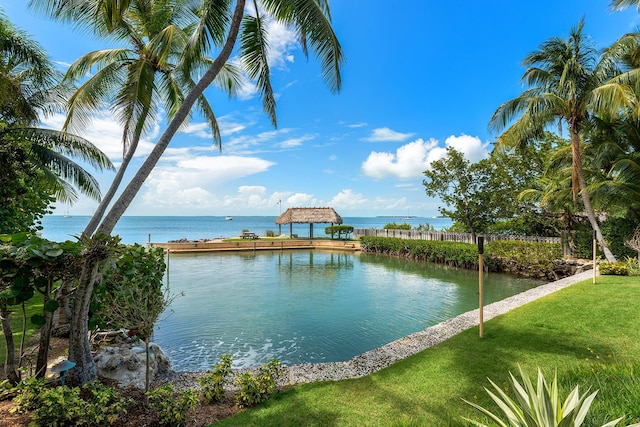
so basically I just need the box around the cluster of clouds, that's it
[361,132,490,180]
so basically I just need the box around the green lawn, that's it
[215,276,640,426]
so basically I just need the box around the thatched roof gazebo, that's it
[275,207,343,238]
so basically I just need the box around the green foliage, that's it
[359,236,563,277]
[383,222,412,230]
[360,236,479,269]
[14,379,129,426]
[601,217,638,260]
[265,230,276,237]
[13,376,47,413]
[462,366,632,427]
[0,140,54,234]
[423,147,499,235]
[147,383,198,427]
[622,257,640,276]
[93,244,167,336]
[235,358,282,408]
[415,223,436,232]
[600,261,629,276]
[325,225,354,239]
[198,353,233,403]
[485,240,562,277]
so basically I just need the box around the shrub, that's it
[13,376,47,413]
[235,358,282,408]
[622,256,640,276]
[14,379,130,426]
[325,225,354,239]
[265,230,276,237]
[462,366,631,427]
[383,222,411,230]
[147,383,198,427]
[600,261,629,276]
[198,354,233,403]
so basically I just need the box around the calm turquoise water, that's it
[40,215,453,244]
[154,250,543,371]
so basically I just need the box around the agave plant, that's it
[462,366,640,427]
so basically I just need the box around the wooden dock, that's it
[149,239,361,253]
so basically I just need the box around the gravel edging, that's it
[167,270,594,389]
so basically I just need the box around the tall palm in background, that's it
[29,0,343,386]
[30,0,242,236]
[0,10,113,205]
[489,19,618,262]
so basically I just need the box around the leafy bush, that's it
[198,354,233,403]
[235,358,282,408]
[383,222,411,230]
[265,230,276,237]
[14,379,129,426]
[463,366,632,427]
[485,240,562,276]
[13,376,47,413]
[359,236,563,277]
[325,225,354,239]
[600,261,629,276]
[623,257,640,276]
[147,383,198,427]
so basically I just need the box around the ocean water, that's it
[39,215,454,244]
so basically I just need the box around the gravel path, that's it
[168,270,594,389]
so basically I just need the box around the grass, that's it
[0,294,44,370]
[214,276,640,426]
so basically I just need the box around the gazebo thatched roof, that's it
[275,207,343,225]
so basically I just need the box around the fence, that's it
[352,229,561,245]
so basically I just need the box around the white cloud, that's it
[361,138,439,179]
[443,134,490,163]
[361,134,491,180]
[329,189,368,209]
[40,111,157,161]
[362,127,415,142]
[346,122,368,128]
[274,134,315,149]
[140,155,275,208]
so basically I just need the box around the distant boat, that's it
[225,216,233,220]
[63,207,71,218]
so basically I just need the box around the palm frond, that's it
[240,5,277,127]
[263,0,344,94]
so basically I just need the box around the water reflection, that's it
[153,250,543,371]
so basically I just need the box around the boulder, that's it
[94,340,172,389]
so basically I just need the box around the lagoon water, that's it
[154,250,542,371]
[40,215,542,371]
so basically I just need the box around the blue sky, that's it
[2,1,639,217]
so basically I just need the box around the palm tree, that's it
[489,19,617,262]
[0,10,113,207]
[30,0,343,386]
[30,0,242,236]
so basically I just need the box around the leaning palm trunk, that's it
[571,131,617,262]
[83,144,136,236]
[66,0,246,387]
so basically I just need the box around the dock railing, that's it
[352,229,561,245]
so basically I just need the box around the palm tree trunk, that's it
[66,239,107,386]
[83,144,136,236]
[84,116,147,236]
[96,0,246,236]
[571,132,617,262]
[67,0,247,386]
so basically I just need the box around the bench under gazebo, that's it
[275,207,343,238]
